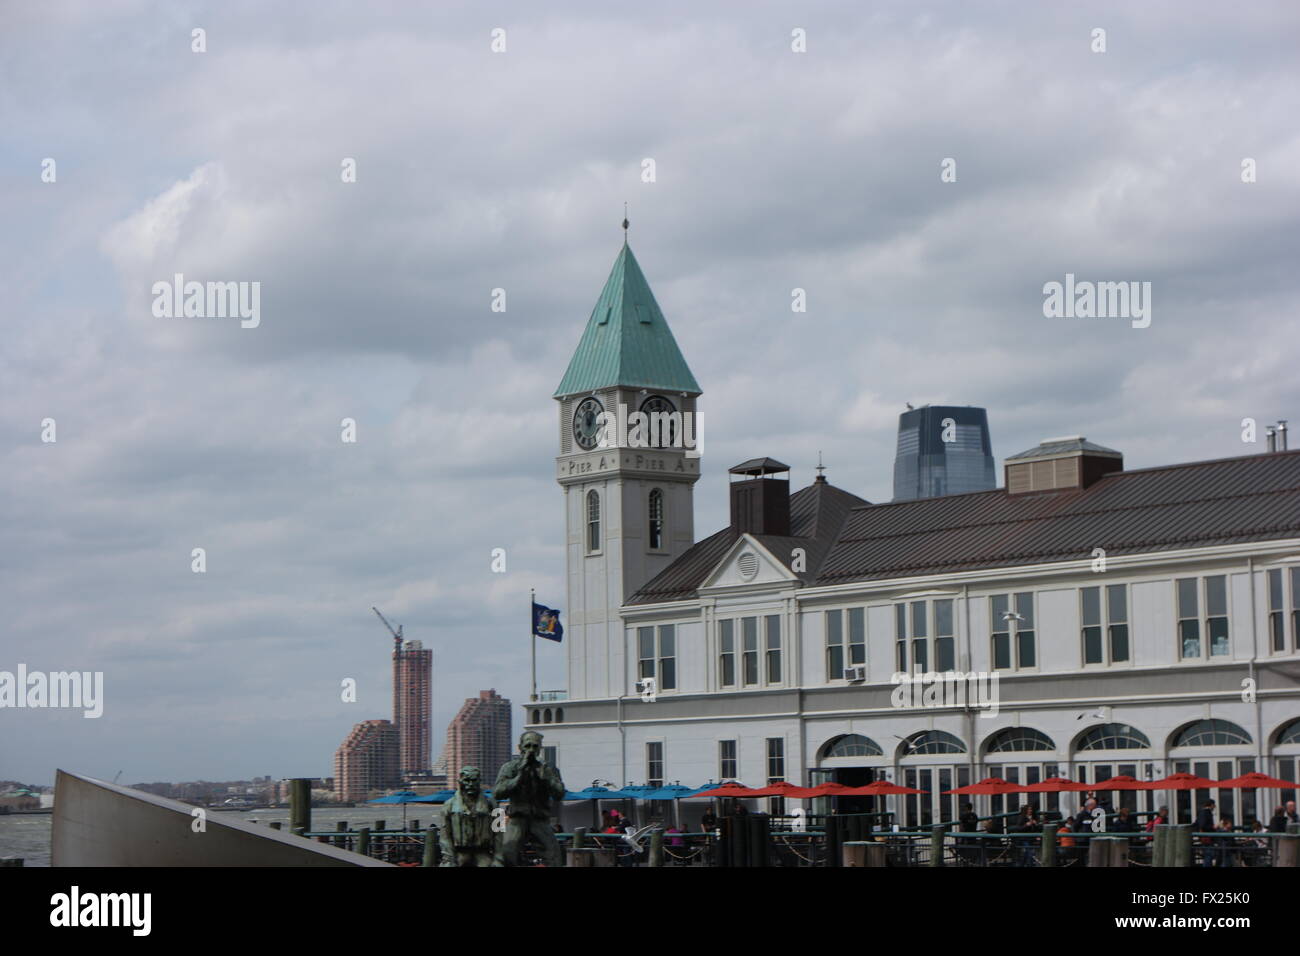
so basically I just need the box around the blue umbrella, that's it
[565,786,636,800]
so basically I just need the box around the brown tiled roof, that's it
[626,450,1300,604]
[818,449,1300,584]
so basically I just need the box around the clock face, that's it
[640,395,677,447]
[573,397,604,450]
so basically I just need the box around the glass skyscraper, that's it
[892,405,995,501]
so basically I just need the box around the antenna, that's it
[372,606,403,653]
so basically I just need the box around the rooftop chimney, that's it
[1279,420,1289,451]
[1268,426,1278,452]
[728,458,791,535]
[1004,436,1122,494]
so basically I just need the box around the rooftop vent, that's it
[728,458,791,536]
[1004,436,1122,495]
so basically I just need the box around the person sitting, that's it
[1267,804,1288,833]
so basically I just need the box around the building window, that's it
[766,738,785,782]
[827,607,866,679]
[991,592,1035,670]
[1268,568,1300,652]
[896,600,955,672]
[639,625,677,691]
[934,599,955,671]
[901,730,966,755]
[719,740,737,780]
[586,490,601,553]
[895,604,907,671]
[1172,719,1252,747]
[742,617,759,685]
[719,619,736,687]
[985,727,1055,753]
[543,745,558,770]
[1081,585,1128,665]
[648,488,664,550]
[911,601,928,672]
[827,610,844,679]
[825,734,883,758]
[1077,723,1151,751]
[765,614,782,683]
[1178,576,1229,659]
[646,742,664,787]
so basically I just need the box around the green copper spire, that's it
[553,243,701,398]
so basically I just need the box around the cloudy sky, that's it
[2,1,1298,786]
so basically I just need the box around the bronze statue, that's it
[492,730,566,866]
[439,766,502,867]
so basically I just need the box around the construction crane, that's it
[372,606,403,653]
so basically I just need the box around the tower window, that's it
[586,490,601,553]
[648,488,664,550]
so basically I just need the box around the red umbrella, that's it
[695,782,761,798]
[1144,772,1218,790]
[944,777,1028,795]
[1214,772,1296,790]
[744,781,821,798]
[850,780,926,796]
[1091,775,1147,790]
[1021,777,1091,793]
[804,782,860,796]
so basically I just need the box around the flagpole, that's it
[530,587,537,702]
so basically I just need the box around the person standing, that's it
[1195,800,1217,867]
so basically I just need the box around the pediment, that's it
[699,534,799,591]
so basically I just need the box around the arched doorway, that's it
[810,733,885,819]
[898,730,968,828]
[981,727,1058,817]
[1270,718,1300,811]
[1168,719,1255,825]
[1071,723,1155,819]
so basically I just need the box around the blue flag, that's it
[533,603,563,642]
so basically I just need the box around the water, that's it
[0,805,446,867]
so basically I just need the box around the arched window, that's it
[586,490,600,553]
[555,708,564,723]
[902,730,966,755]
[1277,719,1300,746]
[543,708,553,724]
[1077,723,1151,751]
[985,727,1055,753]
[1172,719,1251,748]
[531,709,540,724]
[823,734,883,758]
[648,489,664,550]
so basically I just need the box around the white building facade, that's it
[533,242,1300,827]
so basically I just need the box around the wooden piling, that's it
[929,824,946,867]
[423,826,437,867]
[289,779,311,836]
[1171,825,1192,867]
[649,829,663,867]
[357,826,371,857]
[1039,822,1057,867]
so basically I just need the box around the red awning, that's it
[1091,775,1147,790]
[1144,772,1218,790]
[1214,771,1297,789]
[1021,777,1091,793]
[944,777,1028,795]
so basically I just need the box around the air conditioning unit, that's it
[844,666,866,683]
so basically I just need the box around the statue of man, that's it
[439,766,502,867]
[493,730,566,866]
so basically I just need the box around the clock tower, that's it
[553,239,701,700]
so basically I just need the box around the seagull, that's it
[622,823,661,852]
[893,734,919,753]
[906,403,914,410]
[1076,708,1107,721]
[1002,611,1024,623]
